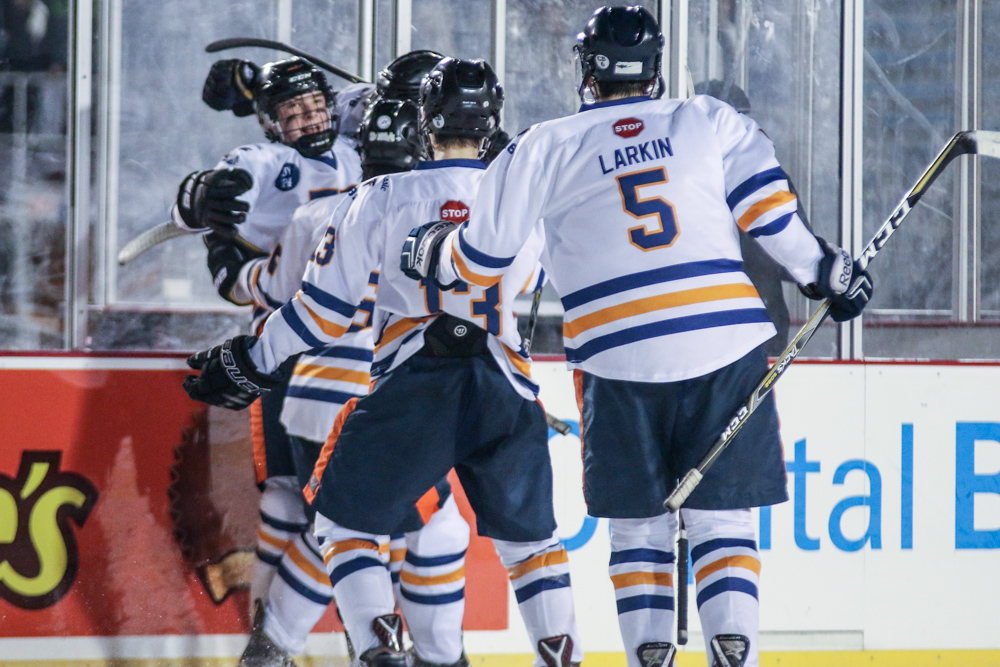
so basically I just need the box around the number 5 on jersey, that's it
[617,167,679,251]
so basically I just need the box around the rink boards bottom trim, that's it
[3,651,1000,666]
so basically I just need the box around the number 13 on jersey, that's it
[617,167,679,251]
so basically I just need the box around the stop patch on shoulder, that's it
[614,117,644,139]
[440,200,470,223]
[275,162,300,191]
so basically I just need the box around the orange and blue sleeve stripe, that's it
[691,537,760,609]
[727,167,798,238]
[450,225,516,287]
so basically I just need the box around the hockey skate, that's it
[355,613,408,667]
[407,649,470,667]
[238,600,298,667]
[537,635,581,667]
[635,642,676,667]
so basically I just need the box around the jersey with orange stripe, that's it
[174,136,361,253]
[239,192,377,444]
[252,159,542,401]
[438,94,824,383]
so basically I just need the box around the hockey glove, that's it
[204,233,268,305]
[202,59,260,117]
[400,221,461,289]
[801,238,875,322]
[175,168,254,238]
[183,335,282,410]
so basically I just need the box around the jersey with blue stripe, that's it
[438,94,824,383]
[251,159,542,401]
[196,135,361,253]
[242,192,376,443]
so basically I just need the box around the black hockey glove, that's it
[202,59,260,117]
[800,238,875,322]
[175,168,254,238]
[204,233,268,304]
[183,335,282,410]
[400,221,460,289]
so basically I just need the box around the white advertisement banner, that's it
[480,361,1000,658]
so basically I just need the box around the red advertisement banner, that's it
[0,364,507,638]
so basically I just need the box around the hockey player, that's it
[173,55,362,658]
[236,97,472,667]
[402,7,874,667]
[183,57,584,667]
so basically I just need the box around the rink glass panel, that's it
[686,0,843,358]
[4,0,999,359]
[0,8,70,349]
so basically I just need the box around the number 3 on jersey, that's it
[617,167,679,251]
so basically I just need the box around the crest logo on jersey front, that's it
[440,200,470,223]
[613,117,644,139]
[275,163,300,191]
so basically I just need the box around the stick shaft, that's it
[206,38,366,83]
[117,221,191,265]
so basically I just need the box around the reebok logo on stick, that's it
[614,117,644,138]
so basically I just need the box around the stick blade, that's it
[971,131,1000,160]
[118,222,190,265]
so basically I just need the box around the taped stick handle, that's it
[676,512,689,645]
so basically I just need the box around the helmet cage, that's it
[359,98,425,173]
[254,58,339,158]
[575,6,664,100]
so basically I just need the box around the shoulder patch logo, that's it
[614,117,644,139]
[440,200,470,223]
[274,163,300,191]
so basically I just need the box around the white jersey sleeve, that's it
[252,181,385,373]
[242,193,350,312]
[703,96,822,286]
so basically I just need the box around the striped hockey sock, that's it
[608,514,677,667]
[314,514,395,657]
[687,509,760,667]
[494,534,584,666]
[263,529,334,654]
[398,495,470,665]
[253,477,310,609]
[389,532,406,603]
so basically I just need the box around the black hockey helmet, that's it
[253,57,339,158]
[575,6,664,97]
[418,57,503,140]
[358,98,424,175]
[376,50,445,102]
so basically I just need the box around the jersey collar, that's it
[415,158,487,170]
[579,95,653,113]
[307,151,339,169]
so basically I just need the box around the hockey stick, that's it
[664,129,1000,512]
[522,281,572,436]
[117,221,192,265]
[676,511,689,645]
[206,38,366,84]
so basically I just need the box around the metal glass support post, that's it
[956,0,981,321]
[68,0,94,349]
[97,0,122,307]
[840,0,864,360]
[395,0,412,59]
[491,0,506,97]
[666,0,689,100]
[277,0,293,44]
[359,0,375,82]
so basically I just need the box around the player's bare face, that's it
[276,92,329,142]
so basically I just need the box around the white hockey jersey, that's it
[252,159,543,401]
[438,94,824,383]
[242,193,376,443]
[207,135,361,252]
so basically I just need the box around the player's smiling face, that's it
[276,91,329,143]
